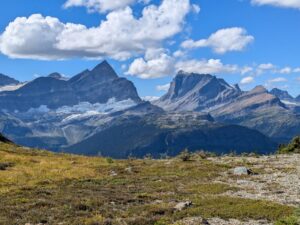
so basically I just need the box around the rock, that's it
[154,200,163,204]
[173,217,209,225]
[110,171,118,176]
[125,167,133,173]
[174,201,192,211]
[233,167,253,176]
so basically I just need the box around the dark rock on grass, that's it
[0,162,14,171]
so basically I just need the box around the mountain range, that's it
[0,61,299,157]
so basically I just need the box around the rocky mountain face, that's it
[0,61,141,112]
[270,88,294,102]
[65,111,275,158]
[269,88,300,114]
[155,72,300,143]
[0,73,19,86]
[211,86,300,142]
[155,71,242,112]
[0,62,296,157]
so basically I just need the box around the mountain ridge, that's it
[0,73,20,87]
[155,71,300,142]
[0,61,141,112]
[0,61,298,156]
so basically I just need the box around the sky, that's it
[0,0,300,98]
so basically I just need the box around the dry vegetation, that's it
[0,143,299,225]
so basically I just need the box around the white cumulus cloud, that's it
[126,49,175,79]
[64,0,143,13]
[268,77,288,83]
[251,0,300,9]
[175,59,239,74]
[240,76,255,85]
[156,83,171,91]
[181,27,254,54]
[0,0,191,60]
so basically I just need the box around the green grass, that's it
[0,142,296,225]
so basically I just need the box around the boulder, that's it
[174,201,192,211]
[233,167,253,176]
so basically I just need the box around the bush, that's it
[179,149,192,162]
[278,136,300,154]
[195,150,216,159]
[105,157,114,164]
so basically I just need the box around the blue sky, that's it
[0,0,300,98]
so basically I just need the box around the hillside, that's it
[0,141,299,225]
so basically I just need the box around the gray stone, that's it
[233,167,253,176]
[174,201,192,211]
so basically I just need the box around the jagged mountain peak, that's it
[0,61,141,112]
[47,72,66,80]
[90,60,118,79]
[155,71,242,111]
[0,73,20,86]
[250,85,268,94]
[270,88,294,101]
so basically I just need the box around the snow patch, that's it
[142,96,160,102]
[282,100,300,106]
[57,98,137,122]
[0,83,26,92]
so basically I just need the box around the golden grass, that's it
[0,143,296,225]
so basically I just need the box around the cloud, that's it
[240,76,255,85]
[255,63,276,75]
[175,59,239,74]
[0,0,191,60]
[251,0,300,9]
[278,67,292,74]
[63,0,143,13]
[257,63,275,70]
[294,68,300,73]
[191,4,201,13]
[156,83,170,91]
[142,96,160,101]
[241,66,253,75]
[126,49,175,79]
[267,77,288,83]
[181,27,254,54]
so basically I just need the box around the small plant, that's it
[276,206,300,225]
[159,153,169,160]
[144,153,153,160]
[195,150,216,159]
[106,157,114,164]
[179,149,192,162]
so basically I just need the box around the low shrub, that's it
[278,136,300,154]
[179,149,192,162]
